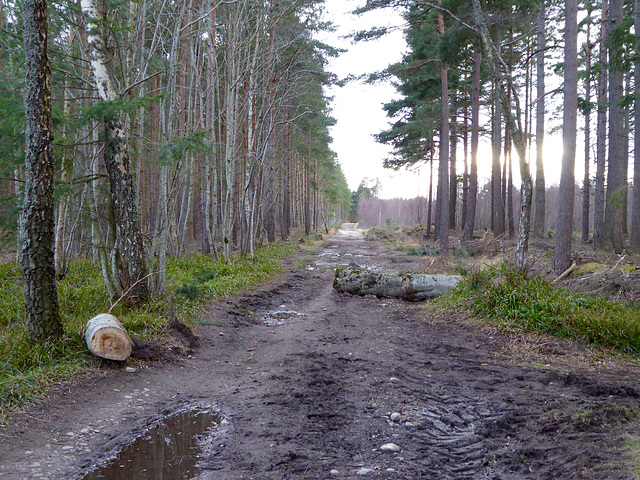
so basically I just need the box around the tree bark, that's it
[472,0,532,271]
[492,79,504,236]
[604,0,625,253]
[437,1,449,253]
[463,45,480,243]
[333,267,461,301]
[81,0,149,303]
[553,0,578,274]
[84,313,132,361]
[582,19,592,244]
[533,2,546,239]
[20,0,63,342]
[632,0,640,251]
[593,0,608,250]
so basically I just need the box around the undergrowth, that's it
[0,242,295,419]
[440,264,640,355]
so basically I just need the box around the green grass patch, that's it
[439,264,640,355]
[0,241,296,419]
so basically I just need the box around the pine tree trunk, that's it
[491,79,504,236]
[473,0,532,270]
[604,0,625,253]
[593,0,608,250]
[21,0,63,342]
[631,0,640,251]
[437,1,449,253]
[553,0,578,274]
[533,3,546,239]
[582,21,592,243]
[463,46,480,243]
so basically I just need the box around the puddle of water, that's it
[82,408,221,480]
[262,310,307,326]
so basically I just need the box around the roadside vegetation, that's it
[364,225,640,356]
[440,265,640,355]
[0,241,297,420]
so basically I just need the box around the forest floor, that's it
[1,224,640,479]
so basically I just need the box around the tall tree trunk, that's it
[427,145,434,240]
[20,0,62,341]
[582,20,592,243]
[604,0,625,253]
[491,80,504,236]
[437,1,449,253]
[461,79,469,231]
[593,0,608,249]
[81,0,149,303]
[449,95,457,230]
[473,0,532,270]
[553,0,578,274]
[463,46,480,243]
[533,2,546,239]
[632,0,640,250]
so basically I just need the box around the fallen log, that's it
[84,313,133,361]
[333,266,461,301]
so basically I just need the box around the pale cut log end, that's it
[85,314,133,361]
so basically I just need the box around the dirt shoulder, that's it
[1,224,639,479]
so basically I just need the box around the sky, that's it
[318,0,429,200]
[318,0,573,200]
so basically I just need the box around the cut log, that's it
[333,267,462,301]
[84,313,133,361]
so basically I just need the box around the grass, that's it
[439,264,640,355]
[0,241,296,420]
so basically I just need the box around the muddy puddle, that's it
[262,308,308,326]
[82,407,221,480]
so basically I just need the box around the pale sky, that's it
[319,0,571,200]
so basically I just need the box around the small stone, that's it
[29,462,41,467]
[330,469,340,475]
[79,428,90,434]
[25,451,33,455]
[390,412,401,422]
[125,367,137,373]
[389,377,400,382]
[380,443,401,452]
[62,446,74,450]
[357,468,374,476]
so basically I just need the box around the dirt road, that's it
[1,224,639,479]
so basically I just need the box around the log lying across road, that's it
[333,266,462,301]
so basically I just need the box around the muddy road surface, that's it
[1,224,640,479]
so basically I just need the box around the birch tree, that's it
[81,0,149,303]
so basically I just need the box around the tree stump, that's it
[84,314,133,361]
[333,267,461,301]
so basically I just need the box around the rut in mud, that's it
[1,224,639,480]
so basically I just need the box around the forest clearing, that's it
[1,224,640,479]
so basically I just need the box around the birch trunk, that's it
[81,0,149,303]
